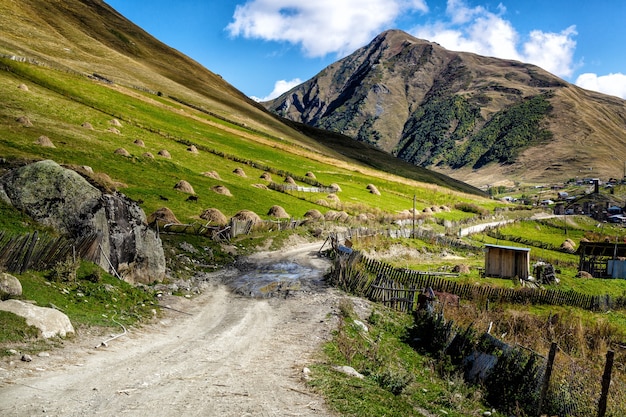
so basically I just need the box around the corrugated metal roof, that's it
[484,244,531,252]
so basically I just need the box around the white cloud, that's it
[251,78,303,102]
[575,73,626,99]
[227,0,428,57]
[411,0,577,78]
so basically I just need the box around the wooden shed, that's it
[577,241,626,278]
[484,244,531,279]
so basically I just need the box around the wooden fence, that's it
[328,250,626,312]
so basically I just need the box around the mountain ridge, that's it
[265,29,626,186]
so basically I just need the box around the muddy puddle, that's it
[226,260,327,298]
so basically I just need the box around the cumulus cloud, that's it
[227,0,428,57]
[576,73,626,99]
[251,78,303,102]
[411,0,577,78]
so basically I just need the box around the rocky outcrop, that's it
[0,160,165,284]
[0,272,22,299]
[0,300,74,338]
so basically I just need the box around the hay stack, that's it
[366,184,380,195]
[142,152,154,159]
[356,213,369,222]
[422,207,433,214]
[260,172,272,181]
[305,171,316,179]
[233,167,246,177]
[110,118,122,127]
[174,180,195,194]
[284,176,296,185]
[327,194,340,202]
[134,139,145,147]
[430,206,441,213]
[114,147,130,157]
[336,211,350,222]
[211,185,232,196]
[329,183,342,192]
[16,116,33,127]
[560,240,576,253]
[267,205,290,218]
[440,205,451,212]
[452,264,471,274]
[35,135,55,148]
[315,199,330,207]
[232,210,261,224]
[107,127,121,134]
[187,145,198,154]
[200,208,228,226]
[324,210,340,221]
[17,83,28,91]
[158,149,171,158]
[81,122,94,130]
[147,207,180,225]
[201,170,221,179]
[251,183,268,190]
[576,271,593,278]
[304,209,323,220]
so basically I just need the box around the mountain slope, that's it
[264,30,626,186]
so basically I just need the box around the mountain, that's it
[264,30,626,187]
[0,0,487,231]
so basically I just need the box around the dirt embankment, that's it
[0,242,347,417]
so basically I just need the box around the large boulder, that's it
[0,272,22,299]
[0,160,165,284]
[0,300,74,338]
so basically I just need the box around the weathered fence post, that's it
[537,342,557,416]
[597,350,615,417]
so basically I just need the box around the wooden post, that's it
[597,350,615,417]
[537,342,558,416]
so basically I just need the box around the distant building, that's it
[484,244,531,280]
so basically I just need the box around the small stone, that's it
[21,354,32,362]
[37,352,50,357]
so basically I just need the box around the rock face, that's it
[0,299,74,338]
[0,272,22,299]
[0,160,165,283]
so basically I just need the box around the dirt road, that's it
[0,242,342,416]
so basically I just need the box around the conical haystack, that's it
[260,172,272,181]
[252,183,268,189]
[366,184,380,195]
[17,83,28,91]
[305,171,316,179]
[174,180,195,194]
[107,127,120,134]
[81,121,94,130]
[158,149,171,158]
[304,209,323,220]
[142,152,154,159]
[134,139,145,147]
[284,176,296,185]
[233,167,246,177]
[202,170,221,179]
[211,185,232,196]
[114,147,130,157]
[267,205,290,218]
[187,145,198,154]
[327,194,340,202]
[200,208,228,226]
[110,118,122,127]
[232,210,261,224]
[147,207,180,226]
[329,183,342,192]
[35,135,55,148]
[16,116,32,127]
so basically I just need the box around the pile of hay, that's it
[232,210,261,224]
[576,271,593,278]
[304,209,323,220]
[211,185,232,196]
[16,116,33,127]
[147,207,180,226]
[142,152,154,159]
[440,205,451,212]
[35,135,55,148]
[315,199,330,207]
[324,210,340,221]
[158,149,171,158]
[202,170,221,179]
[174,180,195,194]
[267,205,290,218]
[561,239,576,253]
[107,127,121,134]
[329,183,342,192]
[110,118,122,127]
[81,122,94,130]
[366,184,380,195]
[452,264,471,274]
[114,147,130,157]
[305,171,316,179]
[260,172,272,181]
[233,167,246,177]
[134,139,145,147]
[200,208,228,226]
[355,213,369,222]
[187,145,198,154]
[251,183,268,190]
[17,83,28,91]
[336,211,350,222]
[327,194,340,202]
[422,207,433,214]
[284,176,296,185]
[430,206,441,213]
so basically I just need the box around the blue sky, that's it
[105,0,626,101]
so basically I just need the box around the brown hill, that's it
[265,29,626,186]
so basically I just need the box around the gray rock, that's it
[0,300,74,338]
[332,365,365,379]
[0,160,165,283]
[21,354,32,362]
[0,272,22,299]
